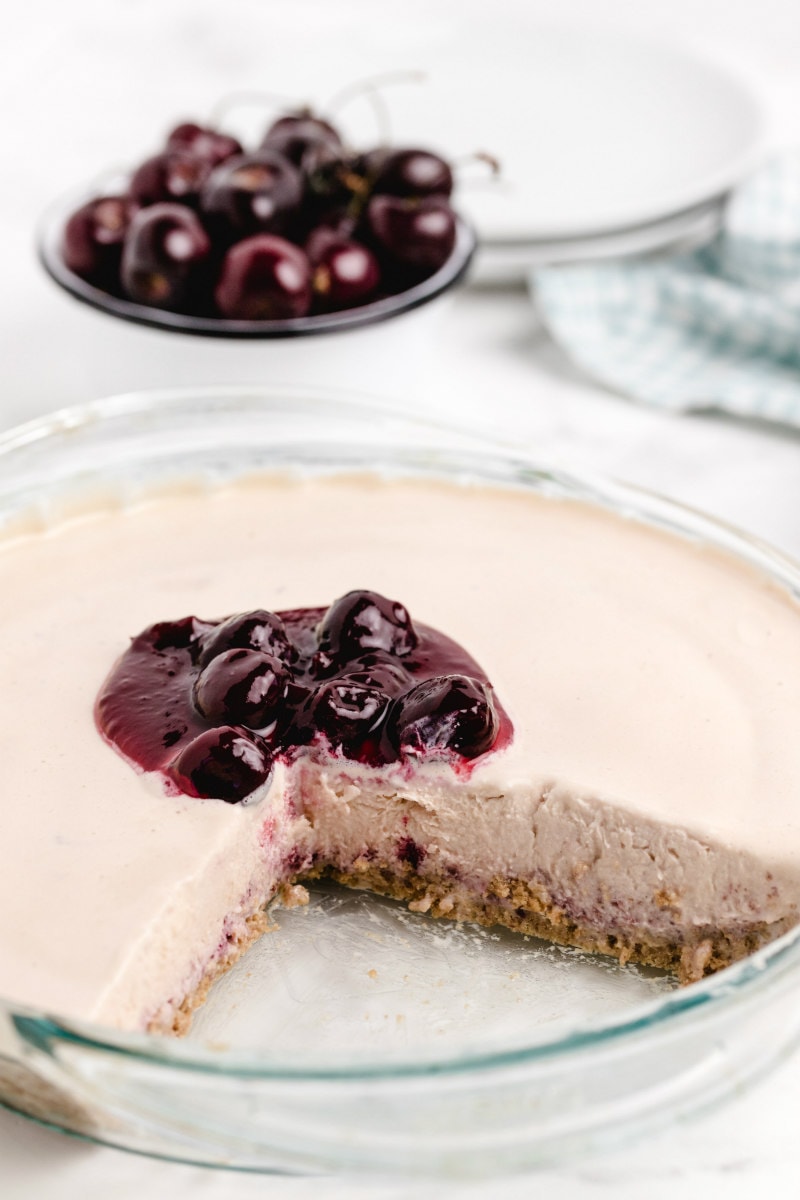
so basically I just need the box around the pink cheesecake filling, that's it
[2,475,800,1030]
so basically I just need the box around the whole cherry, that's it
[214,234,312,320]
[194,648,292,729]
[62,195,139,284]
[260,111,342,165]
[366,194,456,275]
[392,674,498,760]
[129,151,211,208]
[372,148,453,199]
[166,121,243,168]
[311,237,380,310]
[169,726,272,802]
[309,679,391,758]
[304,213,358,264]
[317,590,418,663]
[120,203,211,310]
[201,151,303,240]
[201,609,296,666]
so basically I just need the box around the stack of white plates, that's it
[383,25,768,282]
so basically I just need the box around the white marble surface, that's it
[4,0,800,1195]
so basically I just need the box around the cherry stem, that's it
[325,70,427,145]
[452,151,502,179]
[208,89,303,127]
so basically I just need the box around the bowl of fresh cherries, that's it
[38,108,476,338]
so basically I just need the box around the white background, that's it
[4,1,800,1195]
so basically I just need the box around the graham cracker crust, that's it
[148,881,311,1035]
[152,860,782,1034]
[148,907,276,1035]
[322,862,778,987]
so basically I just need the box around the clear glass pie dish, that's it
[2,384,800,1178]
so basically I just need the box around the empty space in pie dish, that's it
[188,884,675,1059]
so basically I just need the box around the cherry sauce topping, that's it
[95,590,512,803]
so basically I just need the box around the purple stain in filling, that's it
[95,590,513,803]
[397,836,426,870]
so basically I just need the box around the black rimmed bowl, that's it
[37,190,476,339]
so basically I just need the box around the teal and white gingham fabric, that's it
[531,154,800,425]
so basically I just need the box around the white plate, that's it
[473,195,725,283]
[382,24,766,243]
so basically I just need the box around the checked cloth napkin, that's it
[531,154,800,426]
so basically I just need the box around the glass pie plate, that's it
[2,385,800,1178]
